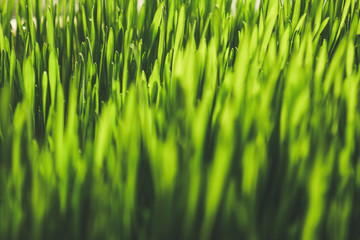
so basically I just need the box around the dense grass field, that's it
[0,0,360,239]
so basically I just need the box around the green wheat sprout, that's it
[0,0,359,239]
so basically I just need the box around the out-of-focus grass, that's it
[0,0,360,239]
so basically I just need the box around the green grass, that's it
[0,0,360,239]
